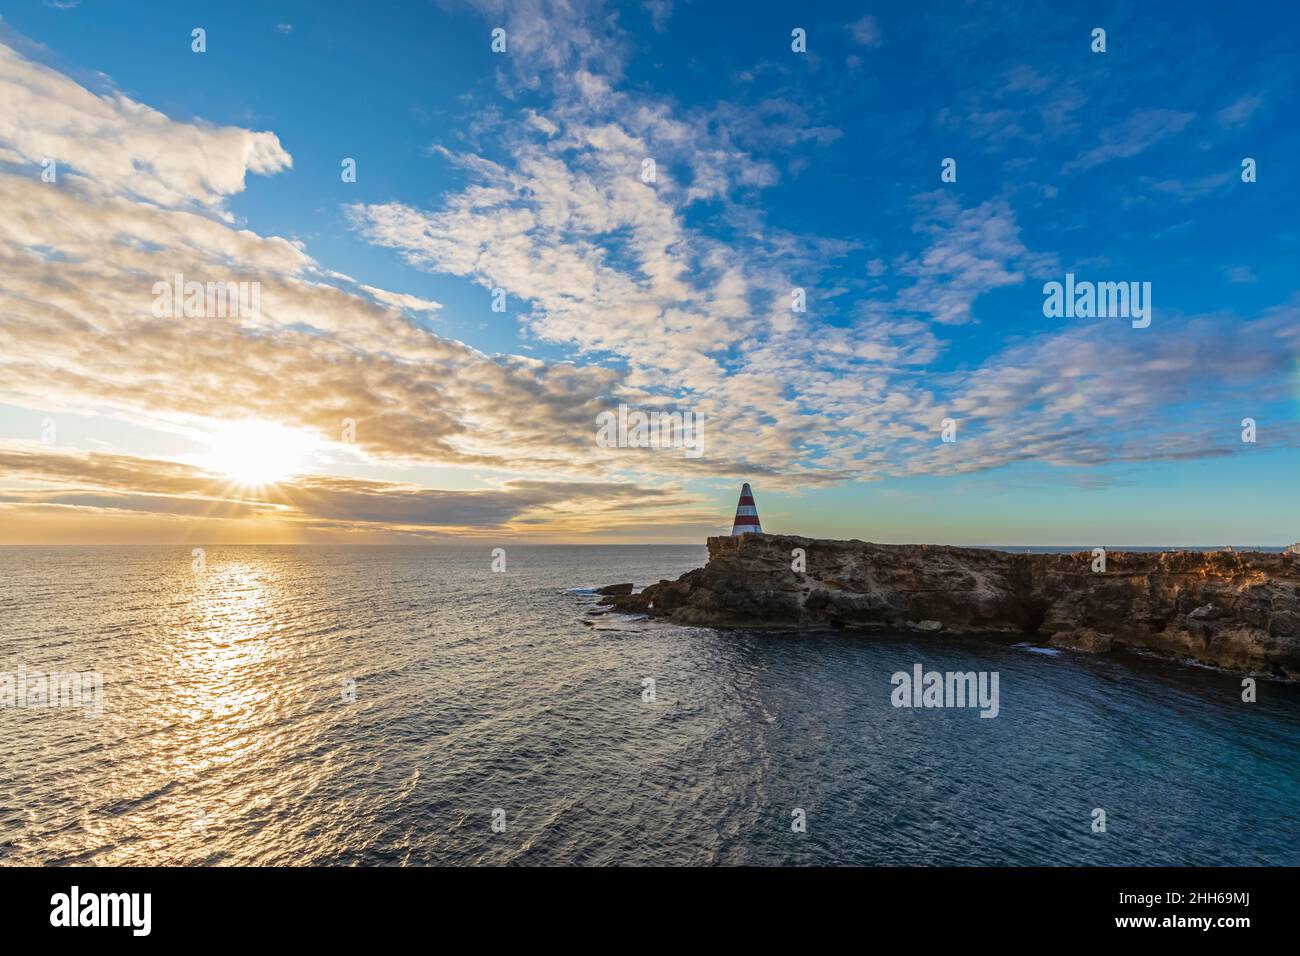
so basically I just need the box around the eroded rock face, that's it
[600,534,1300,678]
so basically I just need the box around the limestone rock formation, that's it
[600,534,1300,678]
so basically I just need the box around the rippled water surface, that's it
[2,545,1297,866]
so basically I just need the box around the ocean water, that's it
[1,544,1297,867]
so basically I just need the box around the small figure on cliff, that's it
[731,482,764,536]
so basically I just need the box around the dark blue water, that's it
[1,545,1296,865]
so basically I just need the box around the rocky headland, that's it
[598,534,1300,678]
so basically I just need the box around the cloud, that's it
[0,446,220,495]
[1144,170,1234,203]
[0,42,291,210]
[465,0,628,90]
[0,17,1296,545]
[0,444,705,534]
[359,285,443,313]
[346,105,857,479]
[643,0,672,32]
[1063,109,1194,173]
[905,302,1300,476]
[849,16,882,48]
[893,195,1055,325]
[345,7,1299,492]
[1216,95,1262,128]
[934,65,1087,152]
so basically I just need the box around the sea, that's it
[1,544,1297,866]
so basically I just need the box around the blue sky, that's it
[0,0,1296,544]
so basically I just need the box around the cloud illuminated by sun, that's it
[201,420,318,489]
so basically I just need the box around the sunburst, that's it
[201,420,316,490]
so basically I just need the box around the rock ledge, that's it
[600,534,1300,677]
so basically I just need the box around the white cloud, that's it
[893,195,1055,325]
[0,43,291,211]
[360,285,443,313]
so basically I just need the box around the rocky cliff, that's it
[600,534,1300,678]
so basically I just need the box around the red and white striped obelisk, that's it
[730,482,763,536]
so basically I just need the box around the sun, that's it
[202,420,316,488]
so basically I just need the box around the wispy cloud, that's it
[1216,94,1262,128]
[849,16,883,48]
[892,195,1056,325]
[1063,108,1194,173]
[643,0,672,33]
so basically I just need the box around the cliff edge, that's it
[602,534,1300,678]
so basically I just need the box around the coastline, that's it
[599,533,1300,679]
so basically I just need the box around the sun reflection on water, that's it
[6,545,1300,866]
[175,562,276,723]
